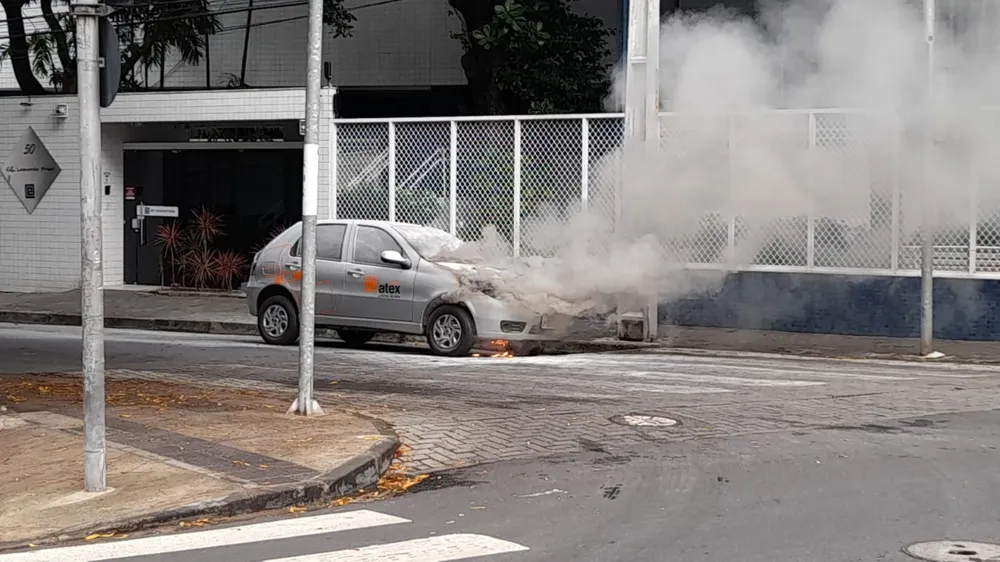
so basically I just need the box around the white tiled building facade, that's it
[0,89,334,291]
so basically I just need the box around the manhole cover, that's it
[904,541,1000,561]
[616,414,678,427]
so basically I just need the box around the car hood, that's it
[433,261,501,275]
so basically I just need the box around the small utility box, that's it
[617,311,646,342]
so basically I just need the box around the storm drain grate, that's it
[904,541,1000,562]
[610,414,679,427]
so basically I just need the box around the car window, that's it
[289,224,346,261]
[354,226,403,266]
[317,224,347,261]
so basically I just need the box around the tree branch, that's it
[40,0,74,92]
[0,0,46,94]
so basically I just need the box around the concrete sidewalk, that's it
[0,288,658,354]
[4,288,999,361]
[659,325,1000,363]
[0,374,399,548]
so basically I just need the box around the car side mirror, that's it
[380,250,411,269]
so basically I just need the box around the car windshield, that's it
[393,224,464,260]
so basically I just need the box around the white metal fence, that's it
[331,110,1000,278]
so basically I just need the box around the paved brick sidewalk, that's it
[0,374,398,547]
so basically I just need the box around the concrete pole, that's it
[920,0,935,356]
[73,0,106,492]
[289,0,324,416]
[643,0,660,341]
[617,0,660,341]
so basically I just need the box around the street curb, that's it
[0,311,662,355]
[0,310,260,336]
[0,425,400,551]
[643,345,993,365]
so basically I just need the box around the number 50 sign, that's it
[3,126,62,214]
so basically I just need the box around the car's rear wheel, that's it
[258,294,299,345]
[426,305,476,357]
[338,329,375,347]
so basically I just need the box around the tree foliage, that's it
[449,0,613,115]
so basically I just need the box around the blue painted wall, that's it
[659,272,1000,341]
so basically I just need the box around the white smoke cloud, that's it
[438,0,1000,325]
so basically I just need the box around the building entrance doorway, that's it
[123,145,303,287]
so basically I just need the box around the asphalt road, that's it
[2,410,998,561]
[3,324,1000,561]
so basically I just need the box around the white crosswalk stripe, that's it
[264,534,530,561]
[0,510,529,562]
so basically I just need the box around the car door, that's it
[288,223,349,320]
[340,225,417,324]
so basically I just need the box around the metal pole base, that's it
[287,398,324,416]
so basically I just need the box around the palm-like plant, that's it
[184,247,219,289]
[188,206,224,252]
[215,250,248,291]
[154,221,184,287]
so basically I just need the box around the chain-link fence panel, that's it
[655,113,731,264]
[812,111,896,270]
[974,112,1000,271]
[333,123,389,220]
[331,110,998,279]
[897,120,974,273]
[519,119,584,256]
[455,121,516,254]
[393,121,452,230]
[586,117,624,226]
[729,112,810,267]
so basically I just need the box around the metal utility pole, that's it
[920,0,935,356]
[289,0,324,416]
[617,0,661,342]
[73,0,106,492]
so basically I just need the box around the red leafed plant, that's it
[154,221,184,287]
[214,250,248,291]
[184,247,220,289]
[189,206,224,252]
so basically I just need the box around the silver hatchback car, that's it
[245,220,558,356]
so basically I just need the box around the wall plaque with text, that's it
[3,127,62,214]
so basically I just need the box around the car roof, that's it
[314,219,430,230]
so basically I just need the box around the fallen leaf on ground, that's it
[84,532,126,541]
[179,518,216,528]
[288,506,306,513]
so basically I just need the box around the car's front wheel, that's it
[258,294,299,345]
[426,305,476,357]
[338,329,375,347]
